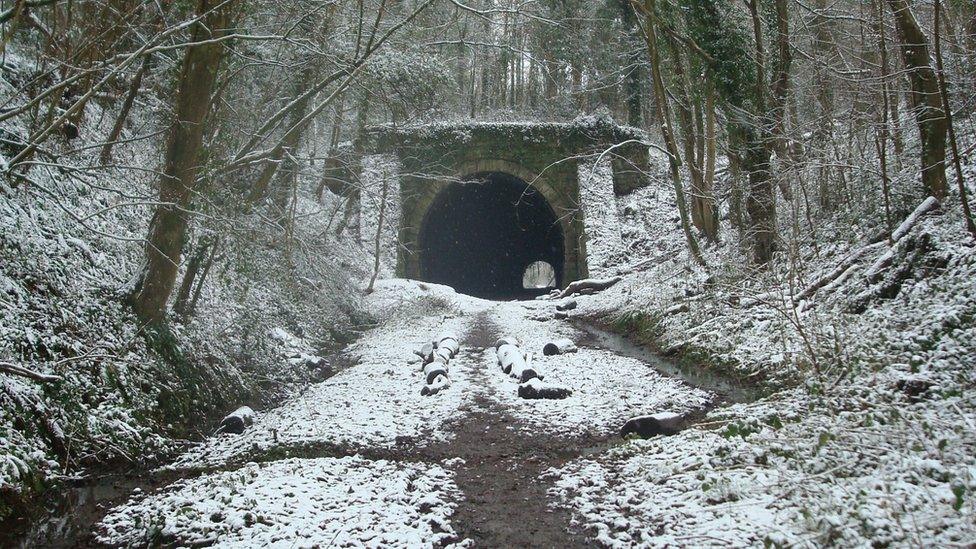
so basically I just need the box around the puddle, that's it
[0,473,165,548]
[572,322,761,405]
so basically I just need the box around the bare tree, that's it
[128,0,238,323]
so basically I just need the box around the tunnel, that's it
[418,172,565,299]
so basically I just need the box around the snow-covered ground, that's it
[169,287,482,469]
[539,147,976,546]
[483,300,713,438]
[94,278,716,546]
[96,456,462,547]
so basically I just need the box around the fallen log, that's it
[892,196,940,242]
[495,337,519,350]
[557,276,621,299]
[794,196,940,305]
[512,363,540,383]
[433,346,453,365]
[518,378,572,400]
[542,338,577,356]
[422,374,450,396]
[792,242,884,305]
[424,362,448,384]
[497,344,522,373]
[620,412,687,438]
[217,406,256,435]
[508,352,542,383]
[437,337,459,358]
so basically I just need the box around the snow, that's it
[96,456,462,548]
[549,431,790,547]
[168,288,481,469]
[578,157,627,276]
[0,41,372,505]
[540,135,976,547]
[481,300,713,438]
[360,153,402,279]
[4,27,976,545]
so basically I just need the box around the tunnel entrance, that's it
[419,172,564,299]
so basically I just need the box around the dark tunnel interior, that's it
[419,172,565,299]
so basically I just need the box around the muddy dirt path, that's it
[417,312,606,547]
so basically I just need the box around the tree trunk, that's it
[172,235,212,318]
[886,0,948,199]
[701,84,719,240]
[639,0,706,266]
[100,54,151,165]
[934,0,976,237]
[812,0,836,210]
[365,178,389,293]
[128,0,235,323]
[769,0,792,158]
[186,237,219,318]
[734,125,777,264]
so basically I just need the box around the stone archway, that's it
[396,155,587,288]
[356,119,653,297]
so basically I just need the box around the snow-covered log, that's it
[865,248,897,282]
[421,374,451,396]
[542,338,578,356]
[792,242,884,305]
[620,412,687,438]
[797,197,940,302]
[433,346,453,365]
[513,361,540,384]
[423,362,448,384]
[495,337,519,350]
[496,344,522,373]
[217,406,256,435]
[557,276,621,298]
[891,196,940,242]
[509,352,541,383]
[436,335,459,358]
[420,330,458,396]
[864,199,939,281]
[518,378,572,399]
